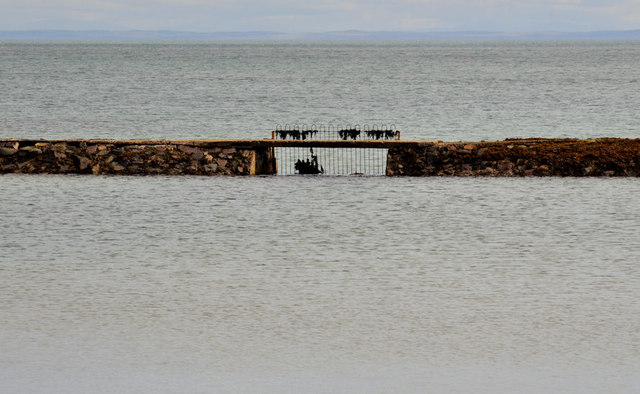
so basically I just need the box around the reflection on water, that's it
[1,175,639,392]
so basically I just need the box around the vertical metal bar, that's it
[372,148,376,175]
[324,148,331,175]
[371,149,380,175]
[352,148,355,175]
[363,147,366,175]
[384,148,387,174]
[346,148,349,175]
[333,147,336,175]
[373,148,376,175]
[367,149,377,175]
[375,148,377,175]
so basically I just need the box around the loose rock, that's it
[0,147,17,157]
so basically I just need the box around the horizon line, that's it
[2,28,640,33]
[2,28,640,41]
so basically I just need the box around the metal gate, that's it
[272,126,399,176]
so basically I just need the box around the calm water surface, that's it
[1,41,640,392]
[1,175,639,392]
[1,41,640,141]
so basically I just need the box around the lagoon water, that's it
[1,41,640,392]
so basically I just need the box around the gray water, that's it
[1,41,640,141]
[1,41,640,393]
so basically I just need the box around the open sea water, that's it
[1,41,640,393]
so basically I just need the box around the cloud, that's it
[308,1,358,12]
[1,0,639,31]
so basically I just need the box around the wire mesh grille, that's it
[275,146,388,176]
[273,125,400,141]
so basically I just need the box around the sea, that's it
[1,41,639,393]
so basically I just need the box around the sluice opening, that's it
[271,125,398,176]
[275,147,388,176]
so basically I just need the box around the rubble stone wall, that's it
[386,138,640,177]
[0,140,275,176]
[3,138,639,177]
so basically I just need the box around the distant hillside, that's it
[2,29,640,41]
[0,30,285,41]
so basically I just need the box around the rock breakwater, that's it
[386,138,640,176]
[0,139,275,175]
[2,137,639,176]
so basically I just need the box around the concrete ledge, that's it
[0,138,439,148]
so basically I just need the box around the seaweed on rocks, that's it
[365,129,398,140]
[275,129,318,140]
[338,129,361,140]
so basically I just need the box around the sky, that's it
[1,0,639,33]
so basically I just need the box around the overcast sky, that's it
[1,0,639,32]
